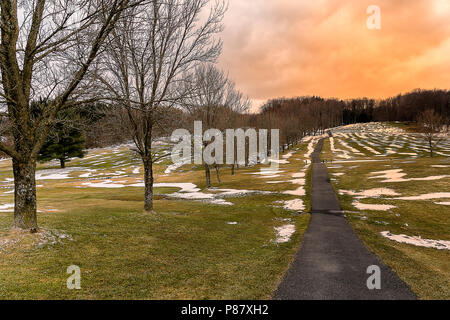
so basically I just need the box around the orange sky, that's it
[218,0,450,111]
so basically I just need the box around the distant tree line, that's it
[77,88,450,158]
[237,89,450,150]
[374,89,450,123]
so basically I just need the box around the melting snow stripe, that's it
[381,231,450,250]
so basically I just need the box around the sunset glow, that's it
[220,0,450,110]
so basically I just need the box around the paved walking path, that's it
[273,139,416,300]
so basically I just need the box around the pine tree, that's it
[38,127,86,168]
[33,98,106,168]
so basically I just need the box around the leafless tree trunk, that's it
[184,64,249,186]
[143,155,154,211]
[417,109,447,157]
[0,0,133,230]
[214,164,221,183]
[204,163,211,188]
[12,158,37,230]
[99,0,226,211]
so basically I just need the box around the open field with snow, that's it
[0,138,322,299]
[321,122,450,299]
[0,122,448,299]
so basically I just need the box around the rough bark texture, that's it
[204,164,211,188]
[428,139,433,158]
[0,1,131,229]
[214,165,221,183]
[13,159,37,230]
[143,157,154,212]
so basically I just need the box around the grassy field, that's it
[0,139,316,299]
[1,122,448,299]
[321,123,450,300]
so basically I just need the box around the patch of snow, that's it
[269,159,290,164]
[352,200,396,211]
[380,231,450,250]
[36,173,71,180]
[282,152,293,159]
[273,224,296,244]
[327,165,343,169]
[214,189,265,197]
[210,199,234,206]
[0,203,14,212]
[338,139,360,153]
[394,193,450,201]
[340,188,400,198]
[247,169,285,176]
[369,169,450,183]
[258,174,281,179]
[132,167,141,174]
[82,181,125,188]
[292,172,306,178]
[304,136,323,159]
[36,229,73,249]
[435,202,450,206]
[333,160,384,164]
[79,171,94,178]
[330,137,353,159]
[280,199,305,211]
[282,174,306,196]
[165,157,190,174]
[127,183,267,206]
[361,145,381,155]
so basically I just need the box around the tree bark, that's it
[429,139,434,158]
[143,156,154,212]
[13,159,38,230]
[214,165,221,183]
[204,163,211,188]
[60,158,66,168]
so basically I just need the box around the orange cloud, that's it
[219,0,450,111]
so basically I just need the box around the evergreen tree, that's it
[38,126,86,168]
[32,99,107,168]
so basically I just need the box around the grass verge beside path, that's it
[0,142,312,299]
[320,130,450,300]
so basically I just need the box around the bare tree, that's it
[417,109,448,157]
[184,64,249,186]
[98,0,226,211]
[0,0,136,231]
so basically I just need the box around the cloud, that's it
[219,0,450,108]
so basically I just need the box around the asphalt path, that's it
[273,139,416,300]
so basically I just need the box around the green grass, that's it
[321,130,450,300]
[387,121,421,133]
[0,197,310,299]
[0,142,312,299]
